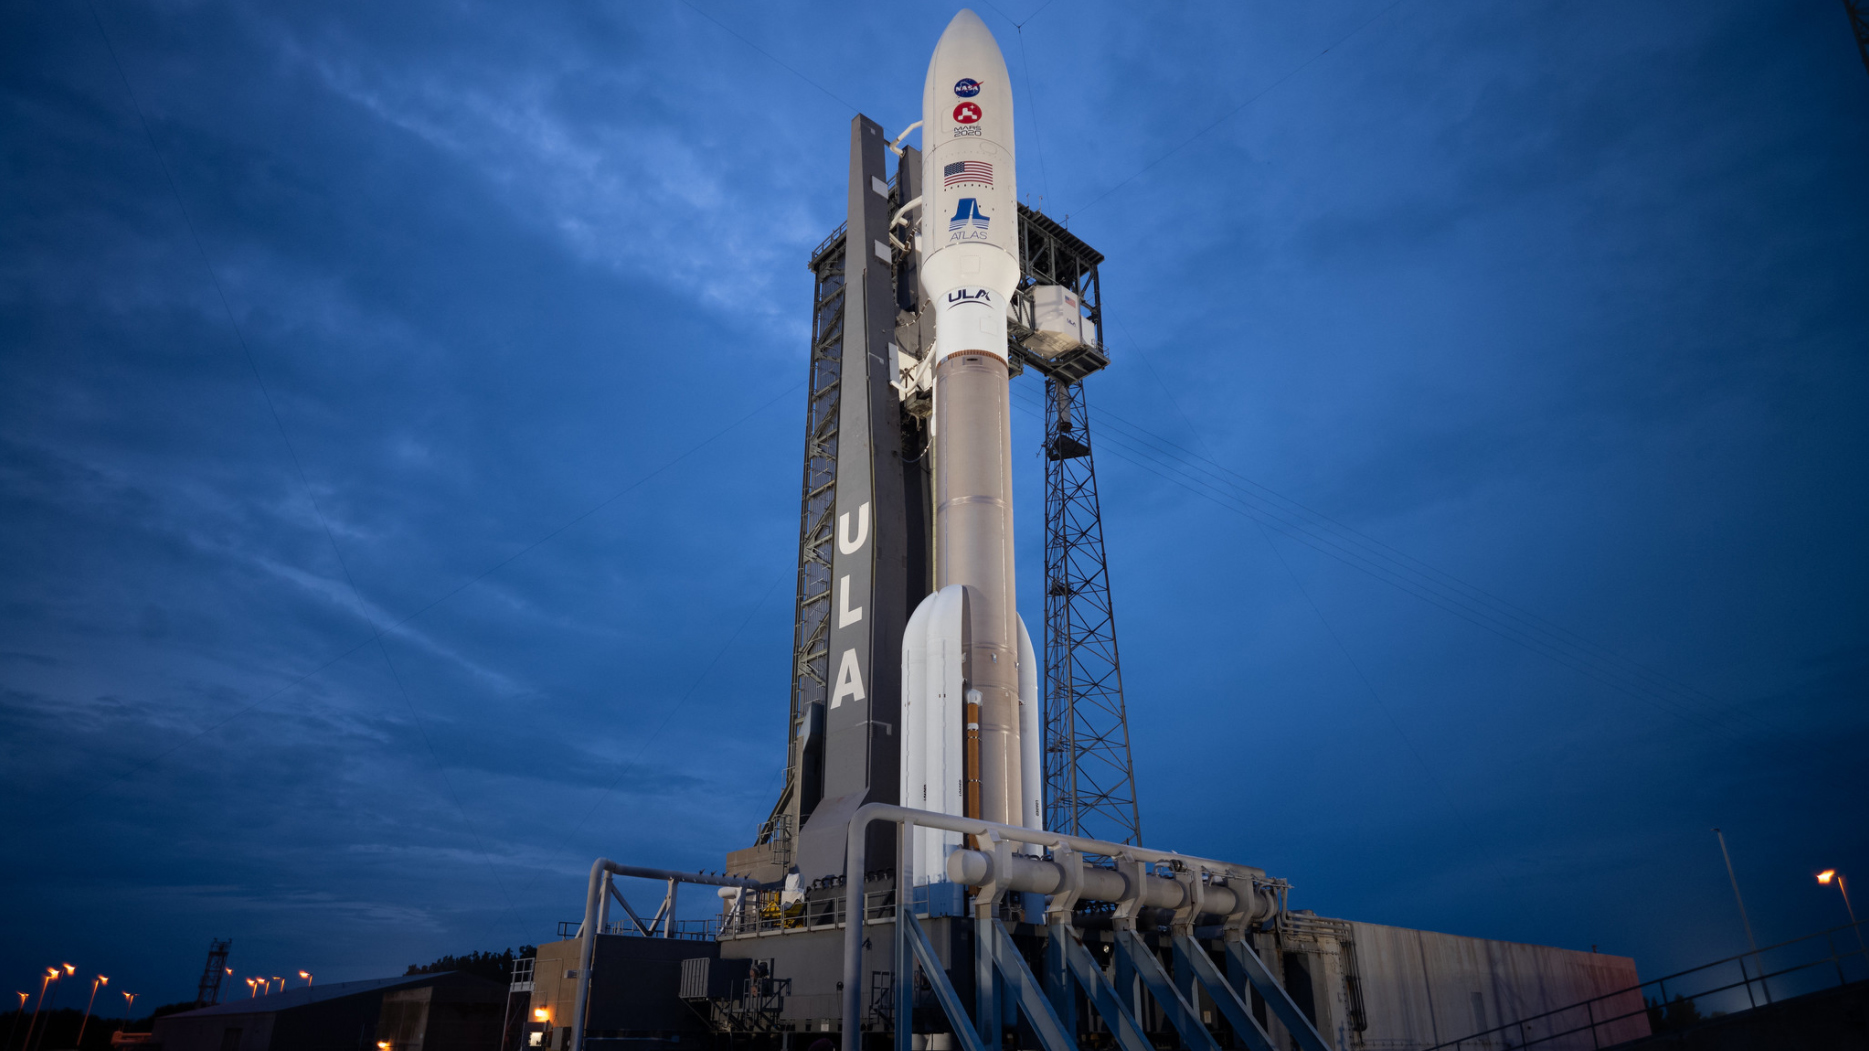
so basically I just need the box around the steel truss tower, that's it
[196,938,231,1006]
[1041,380,1141,844]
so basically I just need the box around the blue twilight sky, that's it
[3,0,1866,1014]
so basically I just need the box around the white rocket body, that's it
[900,10,1042,887]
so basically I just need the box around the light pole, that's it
[245,979,258,999]
[30,966,74,1051]
[22,968,59,1051]
[298,972,313,988]
[1818,870,1867,959]
[76,975,107,1047]
[8,991,30,1051]
[269,978,282,996]
[1714,827,1768,1000]
[121,991,138,1024]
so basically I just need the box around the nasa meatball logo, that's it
[952,102,982,125]
[953,78,982,97]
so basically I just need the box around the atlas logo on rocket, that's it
[947,198,991,240]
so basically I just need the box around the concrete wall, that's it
[1330,921,1648,1050]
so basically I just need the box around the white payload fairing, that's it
[899,10,1044,886]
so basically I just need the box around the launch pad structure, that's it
[515,14,1649,1051]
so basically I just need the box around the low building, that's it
[525,936,717,1050]
[149,972,503,1051]
[1280,913,1648,1049]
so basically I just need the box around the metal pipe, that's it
[890,195,923,231]
[840,802,1280,1051]
[887,121,923,156]
[944,849,1259,919]
[571,861,760,1051]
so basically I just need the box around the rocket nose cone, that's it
[927,7,1011,105]
[936,8,1001,56]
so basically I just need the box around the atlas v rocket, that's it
[899,10,1044,883]
[546,19,1616,1051]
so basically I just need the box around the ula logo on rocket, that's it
[953,78,982,97]
[947,287,993,305]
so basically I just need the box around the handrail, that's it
[718,890,896,938]
[558,918,717,940]
[569,861,761,1051]
[1423,918,1869,1050]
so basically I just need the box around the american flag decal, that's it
[943,161,994,187]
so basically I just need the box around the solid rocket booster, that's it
[900,9,1040,858]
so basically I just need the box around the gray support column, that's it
[895,832,914,1051]
[988,920,1077,1051]
[1112,930,1219,1051]
[1044,920,1075,1034]
[1172,936,1276,1051]
[901,910,987,1051]
[974,916,1001,1049]
[1113,936,1138,1023]
[1060,931,1151,1051]
[1222,936,1331,1051]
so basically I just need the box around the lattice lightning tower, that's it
[1042,379,1141,845]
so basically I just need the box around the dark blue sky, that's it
[4,0,1865,1014]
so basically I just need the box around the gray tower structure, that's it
[742,116,931,882]
[733,118,1140,882]
[195,938,231,1007]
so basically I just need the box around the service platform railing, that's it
[717,889,897,938]
[556,917,717,940]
